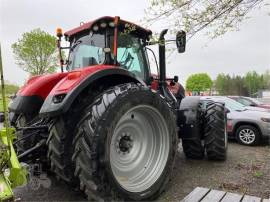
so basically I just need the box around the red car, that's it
[228,96,270,109]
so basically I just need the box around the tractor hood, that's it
[48,65,115,96]
[18,72,68,99]
[18,65,116,99]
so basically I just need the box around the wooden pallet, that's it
[181,187,270,202]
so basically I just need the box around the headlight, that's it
[93,25,99,31]
[261,117,270,123]
[100,22,107,28]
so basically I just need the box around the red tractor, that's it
[8,16,227,201]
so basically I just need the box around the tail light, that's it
[227,119,233,132]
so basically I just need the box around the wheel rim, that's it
[110,105,170,193]
[239,128,255,144]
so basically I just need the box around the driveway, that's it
[13,141,270,201]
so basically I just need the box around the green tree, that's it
[215,74,235,95]
[244,71,263,96]
[262,70,270,89]
[233,75,248,96]
[186,73,213,93]
[12,28,58,75]
[145,0,267,39]
[215,71,267,96]
[215,73,227,95]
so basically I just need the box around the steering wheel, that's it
[120,53,134,70]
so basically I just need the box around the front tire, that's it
[204,101,227,160]
[73,83,177,201]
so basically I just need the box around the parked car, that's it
[228,96,270,109]
[201,96,270,145]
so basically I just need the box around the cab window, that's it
[117,33,148,80]
[68,34,105,70]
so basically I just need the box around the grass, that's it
[254,171,264,178]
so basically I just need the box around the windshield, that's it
[67,33,107,70]
[117,33,148,79]
[66,30,149,81]
[220,98,246,111]
[246,97,262,105]
[236,97,253,106]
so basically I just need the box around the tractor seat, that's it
[82,57,98,67]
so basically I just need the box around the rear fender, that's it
[177,96,202,139]
[39,68,146,117]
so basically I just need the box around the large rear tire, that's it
[204,101,227,160]
[73,83,177,201]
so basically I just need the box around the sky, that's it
[0,0,269,86]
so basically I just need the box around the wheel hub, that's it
[117,133,133,154]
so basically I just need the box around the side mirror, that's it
[173,75,179,83]
[176,30,186,53]
[225,108,230,114]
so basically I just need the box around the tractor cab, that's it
[60,16,152,82]
[56,16,187,107]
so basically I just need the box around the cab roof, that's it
[64,16,152,40]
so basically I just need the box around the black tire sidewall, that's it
[204,101,227,160]
[236,125,260,146]
[98,89,177,200]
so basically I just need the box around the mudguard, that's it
[9,73,68,116]
[39,68,146,117]
[177,96,202,139]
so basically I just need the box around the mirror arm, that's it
[60,46,70,50]
[146,39,176,46]
[146,47,159,76]
[146,41,158,46]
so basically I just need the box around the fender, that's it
[39,68,146,117]
[177,96,202,139]
[9,73,68,116]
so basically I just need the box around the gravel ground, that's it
[14,141,270,201]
